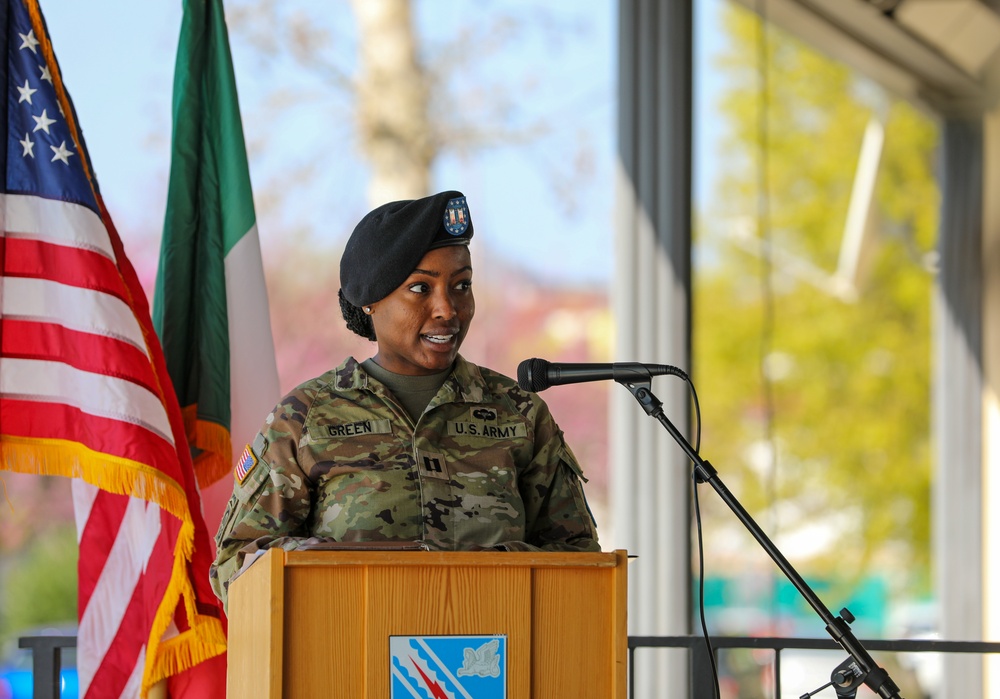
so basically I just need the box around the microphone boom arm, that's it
[617,376,903,699]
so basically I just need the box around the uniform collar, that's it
[334,354,489,404]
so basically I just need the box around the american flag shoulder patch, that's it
[235,444,258,484]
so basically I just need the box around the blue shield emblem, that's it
[390,635,506,698]
[442,196,470,236]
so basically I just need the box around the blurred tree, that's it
[349,0,431,201]
[225,0,597,212]
[694,5,938,599]
[1,525,78,641]
[0,474,77,639]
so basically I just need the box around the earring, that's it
[363,306,372,314]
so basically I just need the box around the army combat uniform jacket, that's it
[210,355,600,607]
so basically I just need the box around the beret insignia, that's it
[443,196,470,236]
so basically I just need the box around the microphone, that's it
[517,358,688,392]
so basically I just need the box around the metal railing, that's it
[15,632,1000,698]
[629,635,1000,699]
[12,635,77,699]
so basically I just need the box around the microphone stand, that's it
[619,374,903,699]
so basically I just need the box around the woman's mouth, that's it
[422,334,455,345]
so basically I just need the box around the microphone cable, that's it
[685,374,722,699]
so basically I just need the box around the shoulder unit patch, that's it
[235,444,258,484]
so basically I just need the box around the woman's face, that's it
[369,245,475,375]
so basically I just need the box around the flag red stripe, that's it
[1,319,158,393]
[145,508,179,611]
[2,236,127,299]
[83,560,147,697]
[0,399,181,478]
[78,494,183,698]
[76,489,126,615]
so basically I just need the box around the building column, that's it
[613,0,693,696]
[935,116,984,699]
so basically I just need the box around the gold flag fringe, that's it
[180,405,233,488]
[152,614,228,679]
[142,517,227,696]
[1,438,190,524]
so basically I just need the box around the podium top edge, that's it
[281,549,627,568]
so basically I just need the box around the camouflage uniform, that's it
[210,355,600,607]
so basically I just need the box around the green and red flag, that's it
[154,0,280,490]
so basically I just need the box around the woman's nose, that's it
[431,288,458,318]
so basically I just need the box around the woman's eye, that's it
[454,280,473,291]
[408,282,429,293]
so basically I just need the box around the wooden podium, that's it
[227,547,628,698]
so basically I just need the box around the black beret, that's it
[340,190,474,307]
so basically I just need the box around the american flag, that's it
[0,1,226,697]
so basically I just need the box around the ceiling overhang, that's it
[730,0,1000,116]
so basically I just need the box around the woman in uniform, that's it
[210,190,599,609]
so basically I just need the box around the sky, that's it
[38,0,728,288]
